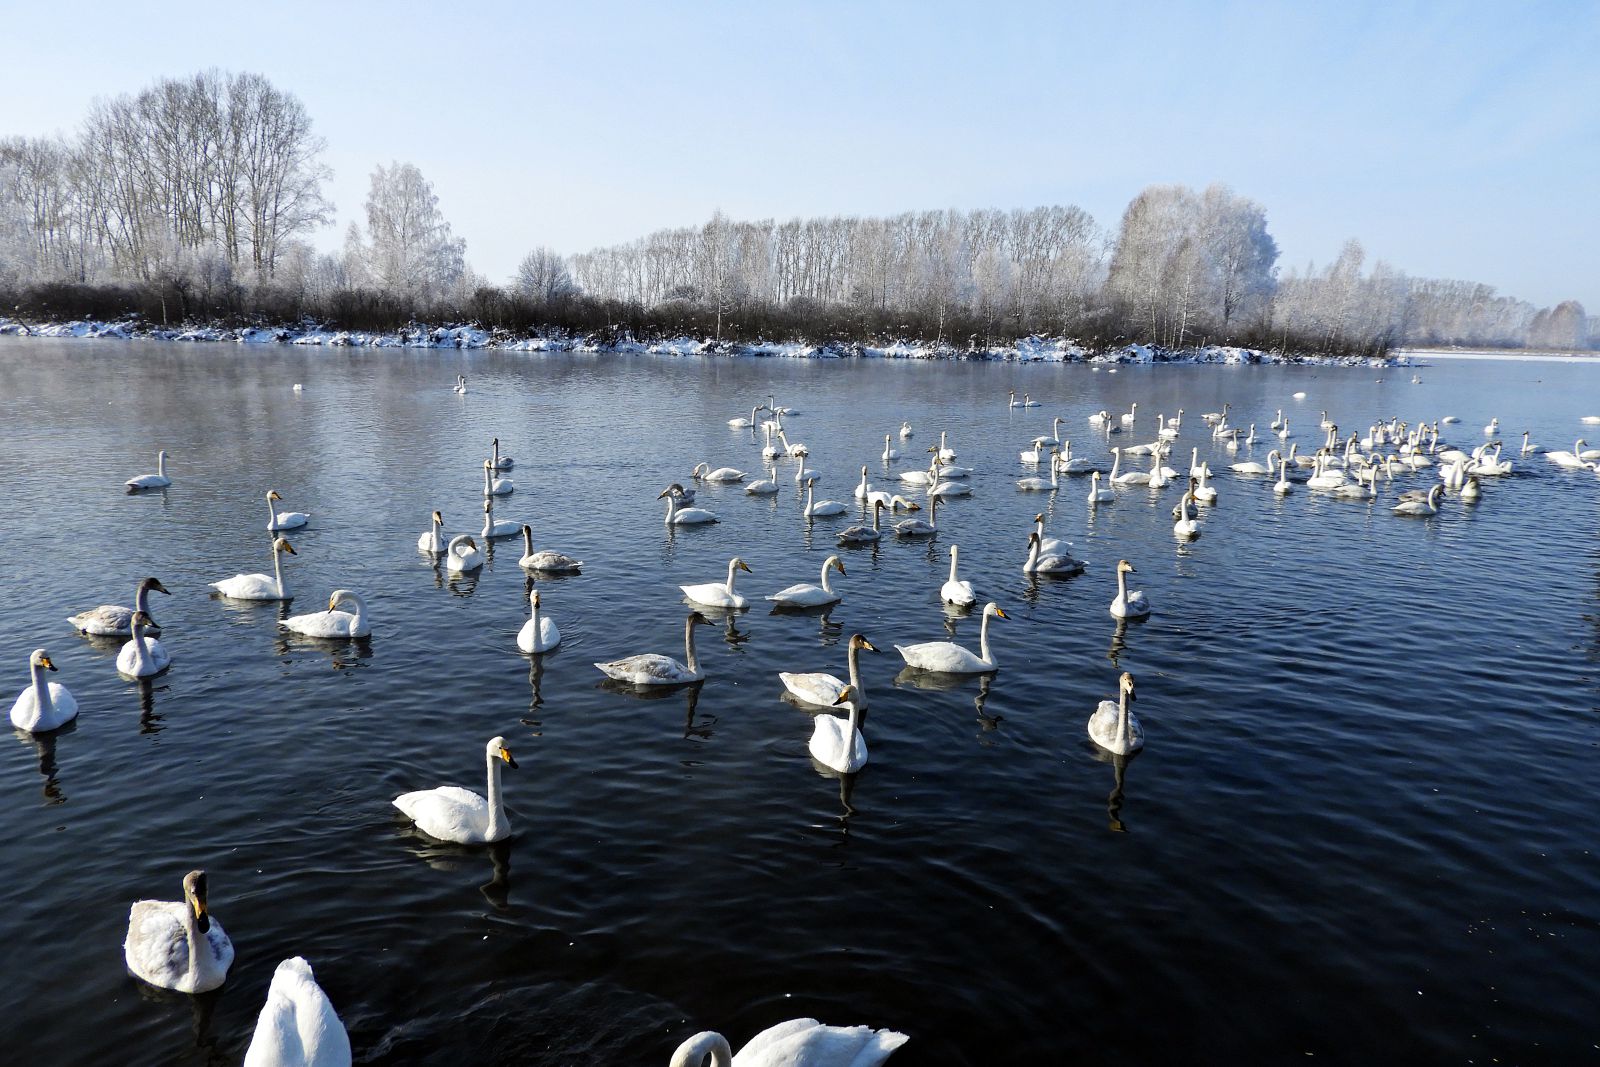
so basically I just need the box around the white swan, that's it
[1032,512,1072,557]
[265,490,310,531]
[803,479,848,518]
[1230,448,1280,475]
[853,465,876,500]
[1392,484,1444,516]
[882,434,899,462]
[454,375,467,395]
[682,557,753,609]
[810,685,870,773]
[1172,489,1200,539]
[934,431,957,461]
[483,460,514,498]
[896,602,1006,673]
[1020,436,1051,464]
[728,404,766,429]
[445,534,483,575]
[1273,457,1293,495]
[125,450,171,491]
[116,611,171,678]
[693,462,747,483]
[1024,531,1084,575]
[1087,671,1144,755]
[1546,439,1592,469]
[517,589,560,653]
[1121,402,1138,425]
[518,524,582,573]
[1021,392,1040,407]
[780,632,873,708]
[211,537,296,600]
[836,500,887,544]
[594,614,706,685]
[68,577,170,636]
[1088,410,1110,427]
[1193,464,1218,502]
[662,486,720,525]
[940,544,976,606]
[1087,470,1114,504]
[669,1019,908,1067]
[417,510,447,554]
[394,736,517,844]
[778,429,809,457]
[1108,447,1151,487]
[1008,389,1023,408]
[280,590,370,639]
[1460,475,1482,502]
[1110,559,1150,619]
[491,436,514,471]
[1017,451,1059,491]
[243,956,352,1067]
[769,555,846,607]
[10,649,78,732]
[893,494,939,537]
[124,869,234,993]
[746,473,780,495]
[899,420,913,439]
[1484,417,1500,436]
[927,475,971,499]
[482,498,522,539]
[761,425,781,460]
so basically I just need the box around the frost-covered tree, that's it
[351,161,466,301]
[512,246,576,302]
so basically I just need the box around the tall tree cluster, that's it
[0,70,331,288]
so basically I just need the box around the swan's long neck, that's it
[271,543,288,598]
[683,616,699,675]
[266,495,276,524]
[30,661,53,716]
[529,594,541,633]
[483,464,492,494]
[724,559,740,593]
[182,898,205,984]
[663,495,676,526]
[858,469,869,493]
[820,560,834,594]
[948,548,959,583]
[846,642,866,709]
[1026,538,1040,571]
[156,452,166,477]
[1116,686,1131,748]
[522,525,533,555]
[347,596,367,630]
[978,609,995,665]
[1110,450,1121,479]
[485,749,508,841]
[843,697,862,754]
[1117,568,1128,604]
[131,623,151,666]
[493,439,501,466]
[134,582,151,617]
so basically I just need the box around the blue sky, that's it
[3,1,1595,308]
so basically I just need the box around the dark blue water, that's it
[1,339,1597,1064]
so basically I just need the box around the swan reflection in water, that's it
[1106,614,1150,667]
[1089,746,1138,833]
[972,674,1004,740]
[397,825,515,911]
[767,601,843,646]
[597,678,717,742]
[14,724,72,804]
[135,676,168,735]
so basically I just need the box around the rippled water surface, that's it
[2,338,1598,1064]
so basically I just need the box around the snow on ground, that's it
[0,316,1406,367]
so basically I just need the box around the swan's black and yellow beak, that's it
[40,655,57,672]
[280,541,297,555]
[190,874,211,932]
[858,637,877,653]
[737,560,752,573]
[151,579,172,596]
[268,490,282,501]
[832,687,855,706]
[994,607,1009,619]
[500,748,519,770]
[326,595,338,612]
[835,560,847,576]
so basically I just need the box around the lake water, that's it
[1,338,1597,1065]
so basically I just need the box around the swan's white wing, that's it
[125,901,188,985]
[394,786,491,842]
[780,672,845,706]
[595,654,695,684]
[681,583,737,606]
[767,582,827,603]
[244,957,351,1067]
[212,573,281,599]
[67,604,135,634]
[735,1019,909,1067]
[1087,699,1120,748]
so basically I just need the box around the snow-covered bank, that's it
[0,317,1407,367]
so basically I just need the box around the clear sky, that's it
[3,1,1595,309]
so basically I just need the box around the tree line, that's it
[1,69,1591,355]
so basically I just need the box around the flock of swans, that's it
[15,375,1598,1067]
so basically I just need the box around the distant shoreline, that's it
[0,315,1409,368]
[1400,347,1599,363]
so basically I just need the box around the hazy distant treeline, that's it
[1,69,1591,355]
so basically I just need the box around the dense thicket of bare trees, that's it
[0,68,1591,354]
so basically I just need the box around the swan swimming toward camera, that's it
[1110,559,1150,619]
[482,498,522,539]
[1024,531,1084,575]
[417,511,448,554]
[123,869,234,993]
[394,736,518,844]
[668,1018,908,1067]
[810,685,870,773]
[10,649,78,732]
[211,537,296,600]
[68,577,170,636]
[116,611,171,678]
[940,544,976,606]
[483,460,514,497]
[242,956,352,1067]
[897,602,1006,673]
[517,589,561,653]
[280,590,370,638]
[1087,671,1144,755]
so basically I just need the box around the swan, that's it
[1319,410,1335,430]
[10,649,78,732]
[1110,559,1150,618]
[896,602,1006,673]
[1032,513,1073,557]
[1108,447,1151,487]
[1024,531,1084,575]
[803,479,848,518]
[940,544,976,606]
[445,534,483,575]
[1172,488,1200,539]
[1520,431,1541,454]
[280,590,370,638]
[808,686,871,773]
[1277,418,1292,440]
[769,555,847,607]
[265,490,310,531]
[728,404,766,429]
[1546,439,1592,469]
[1393,484,1444,516]
[594,614,706,685]
[1292,391,1307,399]
[662,486,719,525]
[836,500,887,545]
[899,421,913,439]
[745,472,780,495]
[1329,469,1377,499]
[793,461,821,485]
[1008,389,1023,408]
[1020,437,1051,464]
[681,557,753,609]
[780,632,873,708]
[927,475,972,499]
[1193,465,1218,503]
[1307,453,1350,489]
[898,462,937,486]
[693,462,747,483]
[491,436,514,471]
[125,450,171,491]
[882,434,899,462]
[761,426,781,460]
[1121,402,1138,425]
[778,429,809,457]
[1269,408,1284,431]
[417,510,447,554]
[1022,392,1040,407]
[1484,417,1500,436]
[68,577,170,636]
[1201,403,1230,425]
[483,460,514,498]
[1087,671,1143,755]
[893,494,939,537]
[518,525,582,573]
[211,537,296,600]
[1273,457,1293,495]
[934,431,957,461]
[123,869,234,993]
[1230,448,1280,475]
[1087,470,1114,504]
[242,957,352,1067]
[853,466,876,500]
[1016,451,1059,491]
[116,612,171,678]
[478,498,522,540]
[454,375,467,395]
[669,1019,908,1067]
[1460,475,1482,502]
[394,736,518,844]
[517,589,560,653]
[1583,416,1600,425]
[927,457,973,478]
